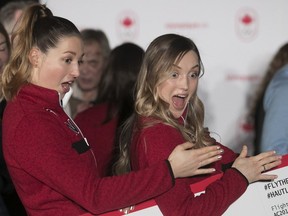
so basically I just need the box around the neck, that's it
[81,90,97,102]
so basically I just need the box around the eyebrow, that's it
[64,51,77,55]
[172,63,199,70]
[64,51,84,58]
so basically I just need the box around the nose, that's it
[79,62,89,75]
[179,75,189,90]
[71,64,80,78]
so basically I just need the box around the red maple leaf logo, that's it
[241,122,254,132]
[122,17,133,27]
[241,14,253,25]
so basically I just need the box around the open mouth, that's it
[172,94,187,110]
[61,81,73,94]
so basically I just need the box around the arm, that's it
[168,142,223,178]
[11,114,174,214]
[232,145,281,183]
[11,113,220,214]
[132,124,255,216]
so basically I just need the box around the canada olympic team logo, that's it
[235,7,258,42]
[116,10,139,42]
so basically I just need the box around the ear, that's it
[29,47,41,68]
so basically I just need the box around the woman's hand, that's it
[168,142,223,178]
[232,145,282,183]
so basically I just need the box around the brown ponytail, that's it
[1,4,80,101]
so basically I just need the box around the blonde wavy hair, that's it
[114,34,215,175]
[0,3,81,101]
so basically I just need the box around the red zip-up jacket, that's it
[131,116,248,216]
[2,84,175,216]
[74,103,117,177]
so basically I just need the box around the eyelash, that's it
[65,58,72,64]
[190,72,200,78]
[78,60,83,65]
[171,72,178,78]
[0,47,6,52]
[170,71,199,78]
[64,58,86,66]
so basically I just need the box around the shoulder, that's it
[264,68,288,108]
[132,118,183,165]
[3,109,69,160]
[140,118,181,140]
[12,109,66,138]
[135,117,185,155]
[268,65,288,90]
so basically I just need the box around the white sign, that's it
[95,154,288,216]
[224,165,288,216]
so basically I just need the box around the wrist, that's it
[165,160,175,185]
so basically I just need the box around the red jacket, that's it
[74,103,117,177]
[131,116,248,216]
[2,84,174,216]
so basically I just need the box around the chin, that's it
[171,112,182,119]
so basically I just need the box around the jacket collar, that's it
[18,83,63,111]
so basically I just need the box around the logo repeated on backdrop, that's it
[235,7,258,42]
[116,10,139,43]
[165,21,208,36]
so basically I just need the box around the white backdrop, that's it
[42,0,288,154]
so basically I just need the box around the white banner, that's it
[92,154,288,216]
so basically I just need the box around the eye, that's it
[170,71,179,78]
[0,44,7,52]
[88,60,100,68]
[189,71,200,79]
[78,59,83,66]
[65,58,72,64]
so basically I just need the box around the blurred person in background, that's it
[0,22,10,72]
[0,21,10,216]
[0,1,36,40]
[74,42,144,176]
[248,42,288,155]
[0,22,26,216]
[64,29,111,118]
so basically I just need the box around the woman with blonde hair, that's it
[115,33,282,216]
